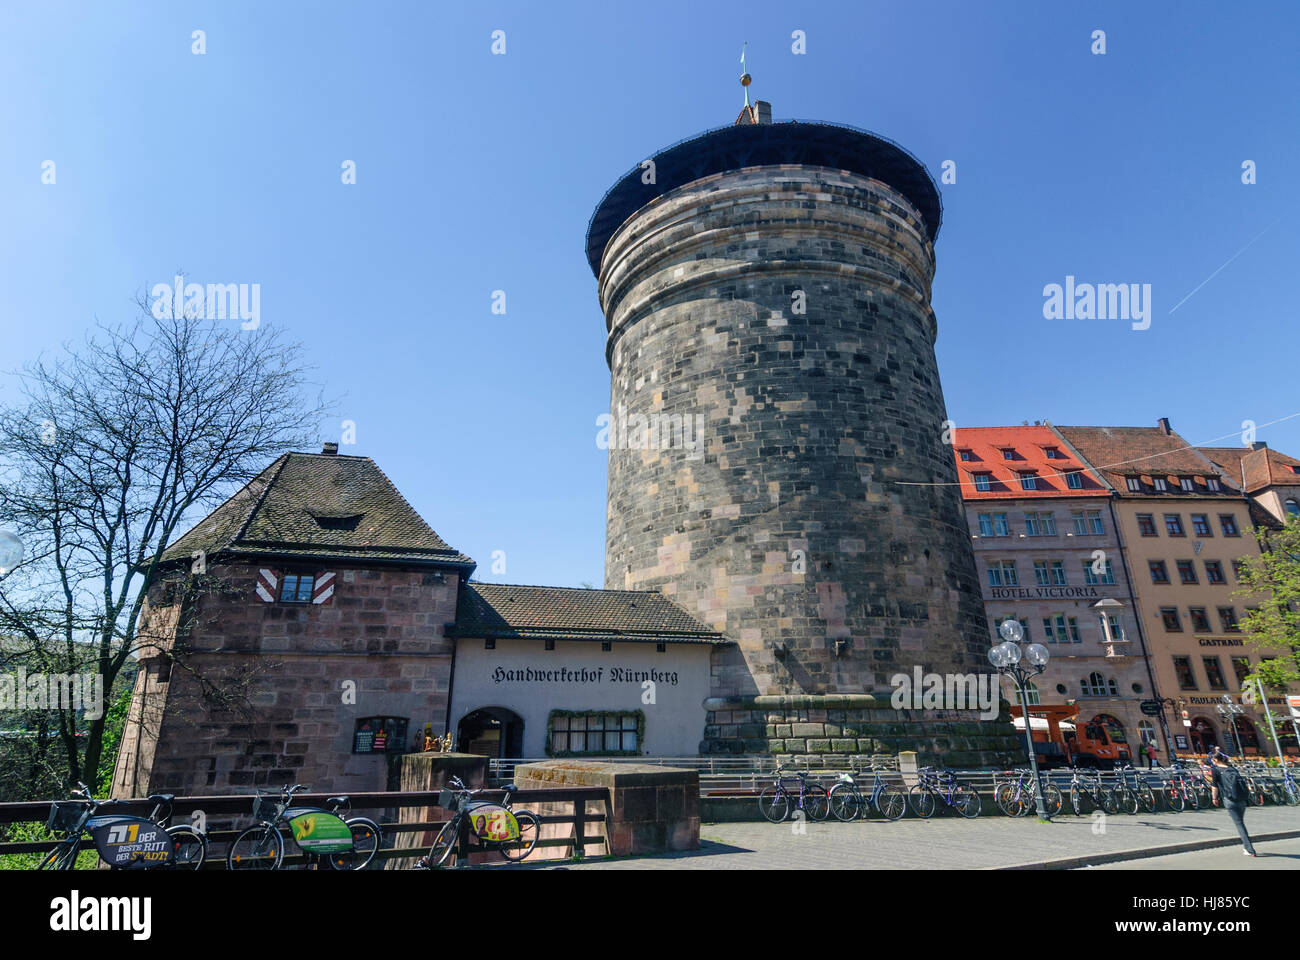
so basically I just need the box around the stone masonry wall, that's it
[112,560,460,799]
[599,165,993,700]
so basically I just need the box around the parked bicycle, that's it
[1164,759,1201,812]
[415,776,540,868]
[908,767,980,819]
[1278,763,1300,806]
[994,768,1063,817]
[1110,764,1158,814]
[1066,765,1114,816]
[227,783,381,870]
[758,765,831,823]
[827,763,906,822]
[39,782,206,870]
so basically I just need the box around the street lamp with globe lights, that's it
[990,618,1053,820]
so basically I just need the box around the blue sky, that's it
[2,1,1296,589]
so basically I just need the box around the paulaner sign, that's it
[990,586,1104,600]
[491,666,680,686]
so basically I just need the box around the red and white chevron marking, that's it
[312,571,335,605]
[255,568,279,603]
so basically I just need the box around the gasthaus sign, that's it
[449,637,712,757]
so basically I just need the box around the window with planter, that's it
[352,716,409,754]
[546,710,644,757]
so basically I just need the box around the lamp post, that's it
[990,619,1052,820]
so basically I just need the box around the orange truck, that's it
[1009,705,1131,770]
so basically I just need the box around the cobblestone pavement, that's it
[1081,835,1300,870]
[540,806,1300,870]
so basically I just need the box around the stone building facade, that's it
[586,104,1022,763]
[954,425,1153,761]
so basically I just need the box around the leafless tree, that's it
[0,300,330,789]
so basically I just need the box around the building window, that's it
[1104,613,1123,642]
[1164,514,1185,537]
[1050,561,1067,585]
[1231,657,1252,686]
[545,638,556,651]
[1176,559,1198,584]
[485,638,496,650]
[973,473,992,492]
[959,449,973,461]
[1083,672,1118,697]
[978,514,993,537]
[977,512,1009,537]
[1082,559,1115,585]
[601,641,612,651]
[1206,476,1222,491]
[279,573,315,603]
[1189,607,1211,632]
[1065,471,1083,489]
[656,643,666,653]
[1287,499,1300,516]
[1136,514,1157,537]
[987,560,1019,587]
[1043,614,1079,644]
[1033,561,1050,587]
[996,616,1031,643]
[1179,476,1197,492]
[1026,512,1056,536]
[352,716,409,754]
[1203,657,1228,690]
[1149,560,1169,584]
[1152,477,1169,492]
[548,711,641,755]
[1191,513,1212,536]
[1173,657,1198,690]
[1138,720,1157,745]
[1044,447,1063,459]
[1218,607,1240,632]
[1019,472,1039,491]
[1232,559,1246,581]
[1001,449,1016,461]
[1219,514,1240,536]
[1015,682,1041,706]
[1204,560,1225,584]
[1161,607,1182,631]
[1126,476,1143,492]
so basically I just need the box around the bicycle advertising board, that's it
[284,808,355,855]
[465,803,521,842]
[86,816,173,868]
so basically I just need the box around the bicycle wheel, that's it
[1070,786,1089,817]
[226,824,284,870]
[801,783,830,822]
[1186,782,1201,810]
[828,783,863,822]
[1284,779,1299,806]
[1136,784,1157,813]
[758,786,790,823]
[166,826,207,870]
[1165,783,1185,813]
[908,784,936,819]
[327,817,381,870]
[993,783,1020,817]
[498,811,540,862]
[1040,782,1064,817]
[422,817,459,869]
[1116,788,1138,815]
[953,784,981,818]
[875,785,906,821]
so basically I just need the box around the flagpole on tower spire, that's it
[740,41,751,107]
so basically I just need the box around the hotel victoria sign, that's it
[989,585,1110,601]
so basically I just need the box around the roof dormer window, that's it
[308,511,365,531]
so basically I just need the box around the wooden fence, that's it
[0,787,609,869]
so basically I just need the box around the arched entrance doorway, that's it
[457,707,524,759]
[1233,716,1261,755]
[1189,717,1218,753]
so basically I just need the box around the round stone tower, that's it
[587,105,1020,763]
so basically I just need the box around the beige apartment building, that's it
[1055,422,1298,758]
[955,426,1153,762]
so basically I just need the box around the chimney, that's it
[1157,417,1172,435]
[754,100,772,124]
[1250,441,1268,451]
[321,442,338,456]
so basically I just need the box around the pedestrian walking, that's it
[1145,741,1158,769]
[1209,748,1257,857]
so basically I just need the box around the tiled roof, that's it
[1199,445,1300,495]
[453,582,729,645]
[1054,426,1239,498]
[162,452,474,567]
[951,425,1108,500]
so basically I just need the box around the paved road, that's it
[1081,835,1300,870]
[539,805,1300,870]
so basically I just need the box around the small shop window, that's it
[547,710,642,756]
[353,716,409,754]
